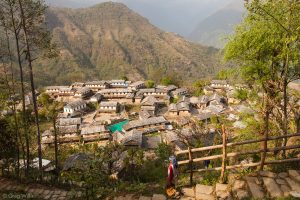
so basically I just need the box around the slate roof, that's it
[141,96,159,106]
[81,125,107,135]
[168,103,178,112]
[100,88,132,94]
[100,101,118,107]
[194,112,213,121]
[85,81,108,85]
[63,153,91,171]
[211,80,228,85]
[64,100,86,109]
[58,125,78,134]
[42,130,53,137]
[75,87,91,94]
[115,130,143,147]
[58,118,81,126]
[123,116,168,131]
[139,110,153,119]
[129,81,145,87]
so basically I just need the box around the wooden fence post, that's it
[188,147,193,186]
[220,125,227,183]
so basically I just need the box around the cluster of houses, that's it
[41,79,251,151]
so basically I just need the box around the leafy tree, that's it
[155,142,172,162]
[145,80,155,88]
[192,80,208,96]
[124,148,144,182]
[224,0,300,163]
[234,89,248,101]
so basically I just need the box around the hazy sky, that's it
[45,0,233,36]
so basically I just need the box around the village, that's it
[40,79,251,151]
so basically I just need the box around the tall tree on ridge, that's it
[17,0,56,178]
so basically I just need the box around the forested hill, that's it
[34,2,222,87]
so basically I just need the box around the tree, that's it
[145,80,155,88]
[234,89,248,101]
[17,0,56,178]
[225,0,300,164]
[38,93,63,176]
[0,0,31,176]
[192,80,208,96]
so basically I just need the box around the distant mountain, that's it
[189,0,245,48]
[45,0,229,36]
[35,2,223,86]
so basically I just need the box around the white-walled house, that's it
[99,101,119,113]
[64,100,87,114]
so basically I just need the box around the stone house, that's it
[71,82,85,89]
[58,117,81,126]
[58,87,76,97]
[85,81,109,91]
[123,116,168,133]
[109,80,131,88]
[168,100,191,116]
[41,130,54,145]
[136,88,169,101]
[80,125,110,143]
[139,109,154,120]
[90,93,103,103]
[196,95,209,109]
[128,81,145,91]
[161,131,186,151]
[210,80,230,92]
[171,88,189,98]
[203,86,215,95]
[141,96,159,115]
[57,125,80,143]
[63,100,87,114]
[207,93,227,108]
[57,117,81,143]
[168,104,179,116]
[45,86,68,94]
[74,87,92,99]
[100,89,133,100]
[114,130,143,147]
[99,101,119,113]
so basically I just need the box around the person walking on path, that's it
[166,156,178,197]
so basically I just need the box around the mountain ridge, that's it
[189,0,245,48]
[34,2,222,87]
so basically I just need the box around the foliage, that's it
[0,118,18,160]
[234,89,248,101]
[155,142,173,162]
[145,80,155,88]
[160,76,175,86]
[199,171,220,186]
[192,80,208,96]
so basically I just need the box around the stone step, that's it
[181,187,195,197]
[288,170,300,183]
[284,177,300,193]
[215,183,231,200]
[195,184,214,200]
[245,177,265,199]
[262,177,283,198]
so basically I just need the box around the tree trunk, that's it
[53,118,58,178]
[281,52,289,158]
[260,101,270,170]
[8,2,30,177]
[18,0,43,180]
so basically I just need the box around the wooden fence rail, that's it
[175,129,300,185]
